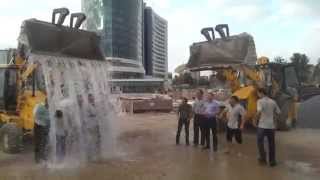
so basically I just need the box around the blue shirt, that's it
[204,100,220,118]
[33,103,50,127]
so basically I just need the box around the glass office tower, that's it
[83,0,145,78]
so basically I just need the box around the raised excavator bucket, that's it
[17,8,104,61]
[187,24,257,71]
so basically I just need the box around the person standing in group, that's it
[56,84,78,158]
[54,110,67,162]
[33,98,50,163]
[224,96,246,154]
[176,97,193,145]
[203,92,220,151]
[256,88,281,167]
[192,89,206,146]
[87,93,101,161]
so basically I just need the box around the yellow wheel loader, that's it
[187,25,320,130]
[0,62,46,153]
[0,8,104,153]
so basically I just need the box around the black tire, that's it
[276,99,292,131]
[0,123,23,154]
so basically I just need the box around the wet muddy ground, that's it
[0,113,319,180]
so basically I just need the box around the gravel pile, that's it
[298,95,320,129]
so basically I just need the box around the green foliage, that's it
[273,56,287,64]
[172,73,195,86]
[313,58,320,84]
[290,53,311,83]
[198,77,209,86]
[182,73,194,85]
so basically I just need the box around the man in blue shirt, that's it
[203,92,220,151]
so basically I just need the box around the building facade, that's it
[82,1,168,93]
[0,49,15,64]
[144,7,168,79]
[0,50,9,64]
[82,0,145,79]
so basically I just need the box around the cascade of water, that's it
[29,54,117,167]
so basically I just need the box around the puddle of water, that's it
[285,160,316,174]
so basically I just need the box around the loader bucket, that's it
[187,33,257,71]
[18,19,105,61]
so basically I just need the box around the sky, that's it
[0,0,319,72]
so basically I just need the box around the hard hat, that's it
[257,56,270,65]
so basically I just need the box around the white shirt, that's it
[257,97,281,129]
[192,99,206,114]
[227,104,246,129]
[86,103,99,129]
[56,98,74,136]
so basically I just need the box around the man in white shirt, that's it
[54,110,66,162]
[225,96,246,154]
[86,93,101,161]
[256,88,281,167]
[192,89,206,146]
[54,85,81,161]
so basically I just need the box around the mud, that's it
[0,113,319,180]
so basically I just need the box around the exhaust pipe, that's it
[52,8,70,26]
[215,24,230,39]
[201,27,215,41]
[70,13,86,29]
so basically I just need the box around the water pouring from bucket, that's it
[17,8,118,166]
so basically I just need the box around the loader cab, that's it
[282,65,300,90]
[0,66,19,112]
[283,64,320,101]
[266,63,299,97]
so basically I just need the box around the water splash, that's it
[29,54,118,167]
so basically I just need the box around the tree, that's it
[313,58,320,84]
[290,53,311,83]
[274,56,287,64]
[172,75,181,85]
[182,72,194,85]
[172,73,195,86]
[198,77,210,86]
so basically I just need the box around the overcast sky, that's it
[0,0,319,72]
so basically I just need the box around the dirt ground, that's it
[0,113,319,180]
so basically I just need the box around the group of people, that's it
[33,85,280,167]
[33,92,102,164]
[176,88,280,167]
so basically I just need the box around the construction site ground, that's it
[0,113,319,180]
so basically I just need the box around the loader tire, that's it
[276,100,292,131]
[0,123,23,154]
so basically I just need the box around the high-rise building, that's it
[82,1,168,92]
[0,49,15,64]
[82,0,145,79]
[144,7,168,79]
[0,50,9,64]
